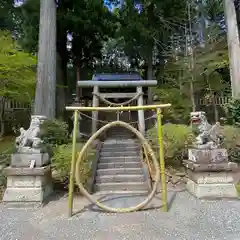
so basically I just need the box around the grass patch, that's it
[52,142,96,192]
[0,136,15,200]
[0,136,15,154]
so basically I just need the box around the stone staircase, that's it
[94,127,150,194]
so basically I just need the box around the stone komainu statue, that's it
[190,111,222,149]
[15,115,47,153]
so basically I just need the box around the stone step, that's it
[94,190,149,196]
[96,174,145,184]
[94,182,148,192]
[97,168,144,176]
[106,129,133,134]
[107,133,135,136]
[103,139,140,146]
[101,145,140,152]
[106,134,135,138]
[107,137,136,141]
[100,151,140,157]
[98,162,142,169]
[99,156,141,163]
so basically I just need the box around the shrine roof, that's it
[92,73,142,81]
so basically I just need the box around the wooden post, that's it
[137,86,145,135]
[92,86,99,134]
[224,0,240,98]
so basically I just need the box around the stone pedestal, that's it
[2,114,53,207]
[183,148,238,199]
[11,153,50,168]
[2,165,53,206]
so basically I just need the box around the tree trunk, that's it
[34,0,56,119]
[187,2,196,112]
[224,0,240,99]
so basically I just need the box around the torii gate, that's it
[77,74,157,135]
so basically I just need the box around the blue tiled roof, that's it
[92,73,142,81]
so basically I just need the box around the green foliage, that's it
[147,124,240,166]
[0,0,15,31]
[224,99,240,125]
[147,124,193,167]
[8,109,31,135]
[205,0,224,21]
[52,143,96,187]
[220,125,240,163]
[17,0,116,68]
[116,0,188,67]
[164,32,230,95]
[0,30,36,102]
[153,87,191,123]
[0,137,15,198]
[0,150,11,187]
[40,119,69,146]
[69,0,116,65]
[17,0,40,53]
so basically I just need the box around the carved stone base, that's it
[184,147,238,199]
[186,179,238,199]
[2,165,52,206]
[188,148,228,163]
[183,160,238,172]
[11,153,50,168]
[187,171,236,184]
[184,161,238,199]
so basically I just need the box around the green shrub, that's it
[220,125,240,163]
[40,119,69,146]
[147,124,193,167]
[153,88,191,123]
[223,99,240,125]
[147,124,240,166]
[0,152,11,191]
[0,140,15,199]
[52,143,96,188]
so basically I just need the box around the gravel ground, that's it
[0,191,240,240]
